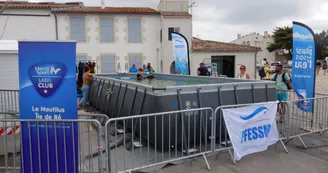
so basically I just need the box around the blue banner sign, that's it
[292,22,316,112]
[171,32,190,75]
[19,41,78,173]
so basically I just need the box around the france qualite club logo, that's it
[28,62,66,97]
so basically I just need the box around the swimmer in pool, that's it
[146,72,154,79]
[137,68,145,81]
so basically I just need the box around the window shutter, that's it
[70,17,86,42]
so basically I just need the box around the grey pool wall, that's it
[88,73,276,150]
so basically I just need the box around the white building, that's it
[0,0,192,89]
[191,38,260,79]
[230,31,276,64]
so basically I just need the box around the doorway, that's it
[211,56,235,77]
[170,61,175,74]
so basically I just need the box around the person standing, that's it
[197,63,209,76]
[144,63,155,73]
[79,66,94,110]
[316,60,321,75]
[129,64,138,73]
[272,64,294,123]
[236,65,250,79]
[322,61,327,75]
[142,64,147,72]
[261,58,268,67]
[260,62,271,80]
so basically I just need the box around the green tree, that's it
[315,30,328,60]
[268,27,328,60]
[267,26,293,59]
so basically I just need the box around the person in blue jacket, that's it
[129,64,138,73]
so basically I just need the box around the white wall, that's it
[191,52,257,79]
[57,14,162,73]
[0,8,192,75]
[160,16,192,73]
[231,34,275,64]
[0,9,56,40]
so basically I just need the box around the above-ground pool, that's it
[88,73,276,150]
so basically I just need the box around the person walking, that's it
[78,66,94,110]
[129,64,138,73]
[236,65,250,79]
[272,64,294,123]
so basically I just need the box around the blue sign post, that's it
[19,41,78,173]
[292,22,316,112]
[171,32,190,75]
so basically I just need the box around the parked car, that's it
[270,61,281,73]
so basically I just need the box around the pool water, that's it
[125,78,219,87]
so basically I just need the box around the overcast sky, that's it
[41,0,328,42]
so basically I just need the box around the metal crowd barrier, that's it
[212,102,289,163]
[276,90,328,102]
[0,113,105,173]
[283,95,328,148]
[105,108,214,173]
[1,90,328,173]
[0,90,19,112]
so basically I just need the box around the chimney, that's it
[101,0,105,9]
[158,0,189,12]
[237,34,241,39]
[264,31,268,37]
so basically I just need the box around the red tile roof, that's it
[0,1,82,9]
[161,12,191,18]
[192,37,261,52]
[53,6,159,14]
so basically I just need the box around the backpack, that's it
[259,67,266,78]
[273,73,292,90]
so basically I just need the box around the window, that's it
[246,41,250,46]
[129,55,142,69]
[242,41,246,45]
[100,18,114,42]
[160,29,162,42]
[128,18,141,42]
[101,55,116,73]
[70,17,86,42]
[168,27,180,41]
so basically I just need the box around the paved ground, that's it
[153,74,328,173]
[315,73,328,93]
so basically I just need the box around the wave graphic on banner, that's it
[240,107,269,120]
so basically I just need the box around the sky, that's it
[36,0,328,42]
